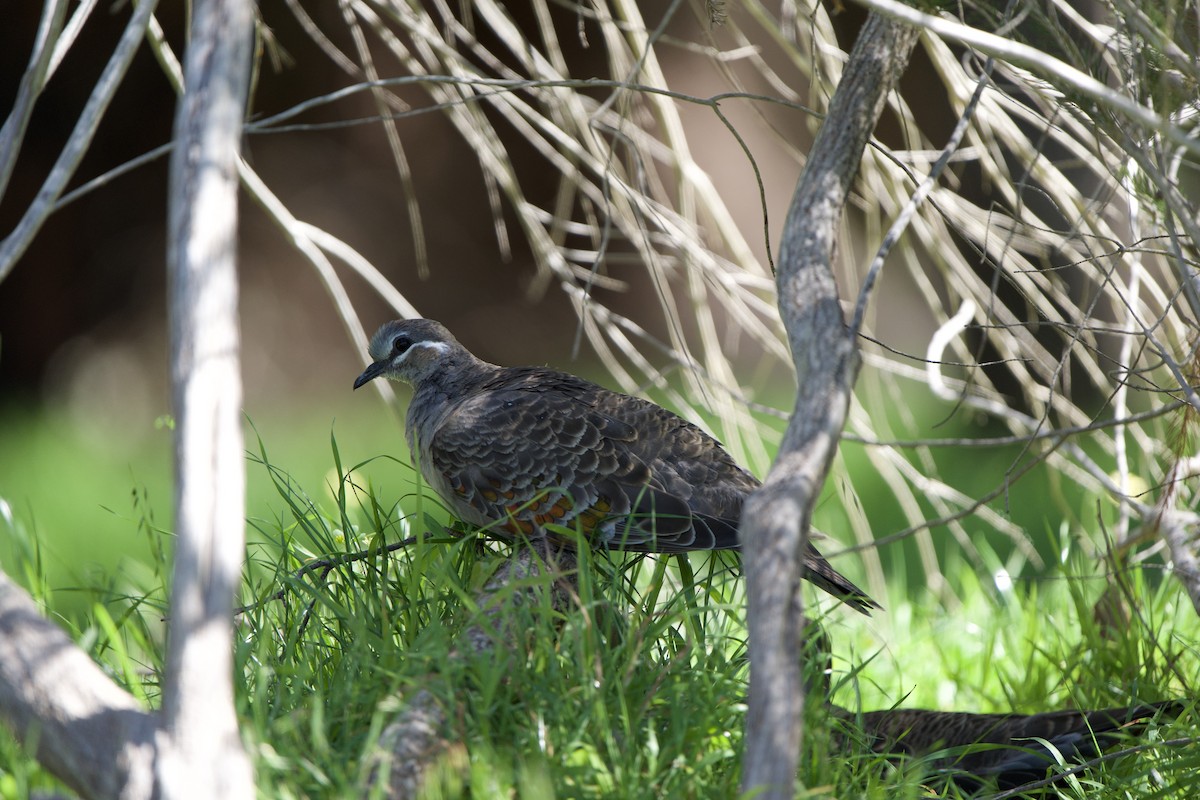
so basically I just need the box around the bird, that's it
[799,616,1185,790]
[353,318,879,614]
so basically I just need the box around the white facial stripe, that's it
[398,340,451,363]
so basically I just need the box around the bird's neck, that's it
[417,351,495,396]
[405,353,498,444]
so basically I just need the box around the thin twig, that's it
[852,52,996,336]
[236,536,419,615]
[0,0,68,202]
[0,0,160,282]
[853,0,1200,159]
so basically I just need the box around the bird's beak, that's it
[353,360,388,390]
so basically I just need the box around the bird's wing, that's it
[424,368,880,611]
[425,374,708,551]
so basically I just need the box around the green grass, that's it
[0,434,1198,799]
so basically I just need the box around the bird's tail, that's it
[692,515,880,614]
[802,543,880,615]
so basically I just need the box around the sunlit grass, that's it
[0,433,1197,798]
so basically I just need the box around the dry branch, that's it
[0,0,160,282]
[1156,458,1200,615]
[159,0,255,795]
[0,573,158,800]
[364,542,578,799]
[740,12,919,798]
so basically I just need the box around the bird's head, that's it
[353,318,465,389]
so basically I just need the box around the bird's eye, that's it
[392,335,412,354]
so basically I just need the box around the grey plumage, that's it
[354,318,879,614]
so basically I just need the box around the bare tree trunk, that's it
[159,0,256,796]
[740,13,919,798]
[0,573,158,799]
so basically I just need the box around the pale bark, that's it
[740,13,920,798]
[1162,516,1200,616]
[159,0,256,796]
[0,1,256,797]
[0,573,157,800]
[0,0,159,281]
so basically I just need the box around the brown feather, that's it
[356,319,880,613]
